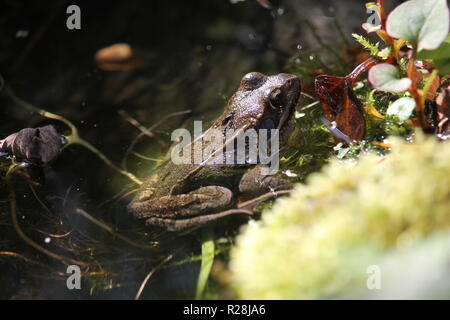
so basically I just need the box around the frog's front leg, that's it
[238,165,292,196]
[128,186,234,230]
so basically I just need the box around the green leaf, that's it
[386,97,416,121]
[352,33,380,56]
[418,34,450,74]
[368,63,412,93]
[386,0,450,52]
[195,227,215,299]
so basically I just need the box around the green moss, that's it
[230,134,450,299]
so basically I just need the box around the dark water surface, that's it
[0,0,382,299]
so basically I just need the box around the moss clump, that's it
[230,134,450,299]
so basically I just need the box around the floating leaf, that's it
[386,97,416,121]
[386,0,450,52]
[368,63,411,92]
[0,125,63,166]
[418,35,450,75]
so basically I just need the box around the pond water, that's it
[0,0,392,299]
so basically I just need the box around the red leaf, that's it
[436,85,450,135]
[315,75,366,143]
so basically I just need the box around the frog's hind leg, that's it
[128,186,235,230]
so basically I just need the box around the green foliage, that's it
[386,97,416,121]
[281,107,334,181]
[351,34,380,57]
[368,63,411,93]
[231,134,450,299]
[196,227,215,299]
[386,0,449,52]
[418,35,450,75]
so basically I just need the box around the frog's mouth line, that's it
[277,85,301,130]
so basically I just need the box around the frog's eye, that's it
[240,72,266,90]
[221,112,234,126]
[269,89,283,109]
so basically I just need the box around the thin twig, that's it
[118,109,155,138]
[75,208,158,249]
[6,165,91,267]
[135,255,173,300]
[4,86,142,185]
[121,110,191,170]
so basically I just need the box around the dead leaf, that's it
[315,75,366,143]
[0,125,63,165]
[436,85,450,134]
[95,43,139,71]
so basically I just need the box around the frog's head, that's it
[217,72,301,146]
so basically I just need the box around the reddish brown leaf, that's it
[436,85,450,135]
[315,75,366,143]
[314,58,378,143]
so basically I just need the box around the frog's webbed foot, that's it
[128,186,235,231]
[238,165,292,196]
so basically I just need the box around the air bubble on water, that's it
[206,45,212,51]
[277,7,284,15]
[295,58,301,64]
[44,237,51,244]
[296,44,303,50]
[309,55,315,61]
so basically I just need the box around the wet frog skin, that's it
[128,72,301,231]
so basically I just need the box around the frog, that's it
[127,72,301,231]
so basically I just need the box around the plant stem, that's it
[407,55,429,131]
[195,226,215,300]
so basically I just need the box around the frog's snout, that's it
[279,74,301,106]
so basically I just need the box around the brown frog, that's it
[128,72,301,231]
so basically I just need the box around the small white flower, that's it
[284,170,298,177]
[386,97,416,121]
